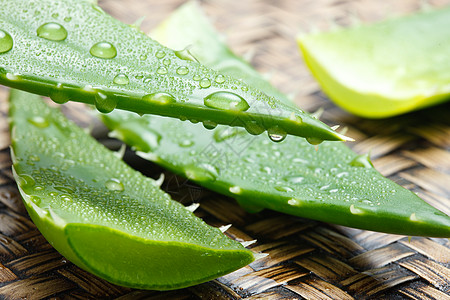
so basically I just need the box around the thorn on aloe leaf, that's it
[154,173,165,187]
[241,240,257,248]
[185,203,200,212]
[253,252,269,261]
[219,224,232,233]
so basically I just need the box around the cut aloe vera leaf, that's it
[9,89,254,290]
[298,7,450,118]
[0,0,348,142]
[102,2,450,237]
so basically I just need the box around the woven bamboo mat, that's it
[0,0,449,299]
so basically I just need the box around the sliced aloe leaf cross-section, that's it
[298,7,450,118]
[9,89,255,290]
[102,2,450,237]
[0,0,348,142]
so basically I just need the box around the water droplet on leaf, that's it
[176,66,189,75]
[105,178,124,191]
[94,92,117,113]
[90,41,117,59]
[0,29,13,53]
[204,92,250,111]
[268,127,287,142]
[113,73,129,85]
[142,92,176,104]
[28,116,49,128]
[37,22,68,41]
[199,78,211,88]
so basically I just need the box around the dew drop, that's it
[204,91,250,111]
[214,74,226,84]
[157,66,168,75]
[176,66,189,75]
[306,137,323,146]
[199,78,211,88]
[36,22,68,41]
[155,50,166,59]
[49,85,69,104]
[288,198,301,206]
[202,120,217,130]
[142,92,176,104]
[113,73,129,85]
[193,74,201,81]
[28,116,49,128]
[229,186,242,194]
[0,29,13,53]
[268,127,287,142]
[105,178,124,191]
[185,163,219,182]
[244,121,264,135]
[213,127,243,142]
[163,58,171,66]
[30,196,41,205]
[94,92,117,113]
[90,41,117,59]
[283,176,304,184]
[275,186,294,193]
[179,139,194,147]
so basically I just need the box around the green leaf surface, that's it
[102,2,450,237]
[9,89,254,290]
[0,0,348,142]
[298,7,450,118]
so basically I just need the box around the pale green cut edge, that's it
[298,7,450,118]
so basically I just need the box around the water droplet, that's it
[155,50,166,59]
[229,186,242,194]
[306,137,323,146]
[59,194,73,202]
[28,116,49,128]
[30,196,41,205]
[0,30,13,53]
[283,176,304,184]
[244,121,264,135]
[350,204,364,215]
[350,154,373,168]
[213,127,243,142]
[64,17,72,22]
[179,139,194,147]
[199,78,211,88]
[275,186,294,193]
[268,127,287,142]
[49,84,69,104]
[36,22,67,41]
[139,54,147,60]
[202,120,217,130]
[94,92,117,113]
[156,66,168,75]
[204,91,250,111]
[113,73,129,85]
[185,163,219,182]
[163,58,171,65]
[176,66,189,75]
[142,92,176,104]
[336,172,348,178]
[105,178,124,191]
[215,74,226,84]
[193,74,201,81]
[288,198,301,206]
[90,42,117,59]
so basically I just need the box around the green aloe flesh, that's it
[9,89,255,290]
[298,7,450,118]
[0,0,349,142]
[101,2,450,237]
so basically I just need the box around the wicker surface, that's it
[0,0,449,299]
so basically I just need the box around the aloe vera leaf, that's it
[9,89,254,290]
[101,2,450,237]
[297,7,450,118]
[0,0,348,142]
